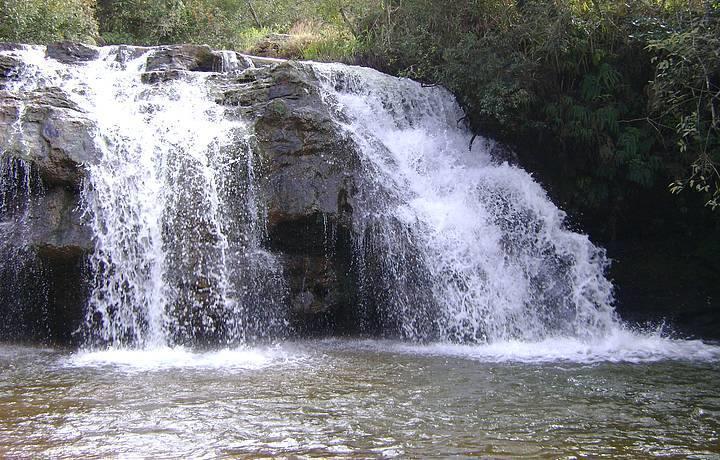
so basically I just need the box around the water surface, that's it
[1,338,719,458]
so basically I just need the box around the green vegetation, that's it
[360,1,719,225]
[0,0,98,43]
[649,13,720,210]
[94,0,371,61]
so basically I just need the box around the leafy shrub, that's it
[98,0,236,46]
[648,11,720,209]
[0,0,99,44]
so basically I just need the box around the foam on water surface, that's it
[64,344,306,371]
[57,334,720,371]
[353,334,720,364]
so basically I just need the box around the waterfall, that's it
[1,44,623,348]
[309,63,619,343]
[80,49,288,347]
[1,45,288,347]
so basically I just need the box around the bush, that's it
[0,0,99,44]
[98,0,237,46]
[649,11,720,209]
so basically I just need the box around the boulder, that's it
[224,62,361,325]
[0,54,21,84]
[141,70,187,84]
[0,48,98,343]
[0,87,97,188]
[46,42,99,64]
[145,44,220,72]
[116,44,150,65]
[0,157,91,345]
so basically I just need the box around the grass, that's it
[235,20,361,63]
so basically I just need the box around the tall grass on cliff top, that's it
[96,0,371,62]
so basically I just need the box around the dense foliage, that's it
[360,1,719,224]
[94,0,374,59]
[0,0,98,43]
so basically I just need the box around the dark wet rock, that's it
[145,44,220,72]
[0,49,96,344]
[0,44,24,52]
[0,159,91,345]
[28,188,92,250]
[141,70,187,84]
[244,64,360,323]
[46,42,99,64]
[0,54,21,84]
[116,44,150,65]
[0,87,97,188]
[0,242,89,345]
[209,60,362,326]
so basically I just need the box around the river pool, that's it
[1,336,719,458]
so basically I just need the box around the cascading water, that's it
[82,49,288,347]
[0,52,51,339]
[0,44,644,349]
[1,45,288,347]
[310,63,618,343]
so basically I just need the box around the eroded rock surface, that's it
[213,61,362,334]
[46,42,99,64]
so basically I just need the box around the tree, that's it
[649,10,720,209]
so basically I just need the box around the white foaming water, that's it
[79,48,287,347]
[329,334,720,364]
[65,333,720,370]
[310,63,617,343]
[1,45,287,347]
[65,344,305,371]
[315,329,720,365]
[216,50,255,72]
